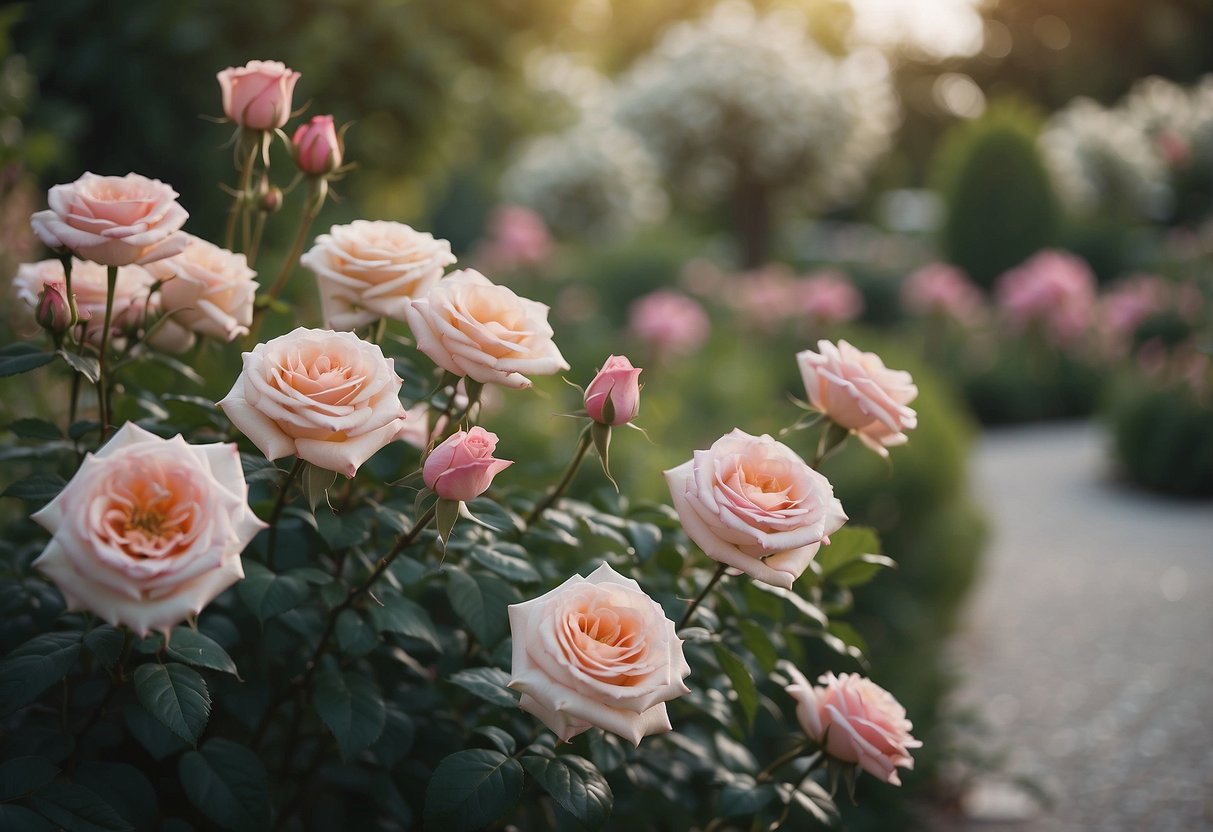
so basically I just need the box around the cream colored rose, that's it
[508,562,691,746]
[218,327,410,477]
[785,668,922,786]
[665,429,847,589]
[300,220,456,330]
[30,172,189,267]
[404,269,569,389]
[145,234,257,350]
[797,340,918,457]
[30,423,265,637]
[13,257,158,345]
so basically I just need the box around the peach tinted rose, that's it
[13,258,157,345]
[405,269,568,388]
[508,562,691,746]
[146,234,257,349]
[30,423,265,637]
[584,355,643,426]
[292,115,342,176]
[785,668,922,786]
[797,340,918,457]
[301,220,456,330]
[423,427,513,501]
[995,249,1096,345]
[664,429,847,589]
[218,327,410,477]
[31,173,189,267]
[217,60,300,131]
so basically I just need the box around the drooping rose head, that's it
[292,115,342,177]
[217,60,301,130]
[13,258,157,345]
[797,340,918,457]
[145,234,257,351]
[423,426,513,502]
[794,269,864,326]
[665,429,847,589]
[628,290,710,358]
[301,220,456,330]
[30,172,189,267]
[508,562,691,746]
[584,355,643,426]
[30,423,265,637]
[405,269,569,389]
[217,327,410,477]
[785,668,922,786]
[901,262,986,324]
[995,249,1097,345]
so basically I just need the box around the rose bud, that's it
[217,60,300,131]
[584,355,642,426]
[423,426,512,502]
[35,281,74,335]
[292,115,343,177]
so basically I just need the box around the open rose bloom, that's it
[797,340,918,457]
[785,668,922,786]
[301,220,456,330]
[145,234,257,350]
[508,562,691,746]
[13,258,158,345]
[31,172,189,267]
[405,269,568,388]
[30,423,265,637]
[665,429,847,589]
[218,327,409,477]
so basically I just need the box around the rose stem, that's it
[96,265,118,442]
[266,457,306,571]
[755,740,819,783]
[246,210,268,268]
[225,134,259,251]
[677,561,729,631]
[812,421,849,469]
[246,178,325,344]
[523,425,594,527]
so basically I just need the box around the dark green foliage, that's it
[1108,379,1213,496]
[934,102,1061,290]
[959,341,1105,425]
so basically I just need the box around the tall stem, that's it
[524,427,593,527]
[267,458,306,570]
[225,136,259,251]
[247,179,324,343]
[96,265,118,441]
[677,562,728,631]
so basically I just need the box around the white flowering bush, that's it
[0,59,928,832]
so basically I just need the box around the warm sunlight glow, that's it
[848,0,985,57]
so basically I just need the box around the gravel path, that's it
[948,422,1213,831]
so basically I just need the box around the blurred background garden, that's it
[2,0,1212,829]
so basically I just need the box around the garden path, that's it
[948,422,1213,832]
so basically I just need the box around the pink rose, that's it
[216,60,301,131]
[423,426,513,501]
[30,423,265,636]
[30,173,189,267]
[405,269,569,389]
[145,234,257,350]
[13,258,157,345]
[664,429,847,589]
[477,204,553,272]
[628,290,710,357]
[584,355,643,426]
[218,328,410,477]
[1099,273,1169,340]
[785,668,922,786]
[292,115,342,177]
[995,249,1097,345]
[34,281,72,334]
[732,266,796,329]
[301,220,456,330]
[797,340,918,457]
[900,262,985,324]
[508,562,691,746]
[794,269,864,325]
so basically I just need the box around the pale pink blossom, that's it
[476,205,553,272]
[901,262,985,324]
[423,426,513,501]
[794,269,864,325]
[217,60,300,131]
[584,355,643,426]
[628,290,710,357]
[996,250,1097,345]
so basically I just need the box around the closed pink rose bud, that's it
[217,60,300,131]
[584,355,643,426]
[292,115,342,177]
[423,426,512,502]
[35,281,73,334]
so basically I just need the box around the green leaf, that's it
[825,620,869,658]
[435,497,460,549]
[7,418,63,440]
[178,738,270,832]
[738,619,779,674]
[132,663,210,744]
[122,704,189,760]
[0,631,82,716]
[469,544,541,583]
[68,420,100,441]
[591,422,615,486]
[445,568,520,647]
[57,350,100,384]
[815,526,881,578]
[28,782,134,832]
[462,497,522,534]
[424,749,523,831]
[473,726,516,756]
[0,804,55,832]
[624,521,662,562]
[301,463,336,512]
[0,343,56,377]
[712,644,758,727]
[315,510,371,551]
[239,454,282,484]
[313,669,386,760]
[236,561,309,622]
[165,628,239,676]
[71,761,158,832]
[522,754,613,831]
[827,553,897,588]
[719,776,777,816]
[371,706,415,767]
[2,473,68,504]
[448,667,520,708]
[83,627,125,667]
[335,609,379,656]
[367,594,440,649]
[0,757,59,801]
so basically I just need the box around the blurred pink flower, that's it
[794,269,864,326]
[1098,273,1169,356]
[731,265,796,329]
[901,262,985,324]
[995,250,1097,345]
[629,290,710,357]
[476,205,553,272]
